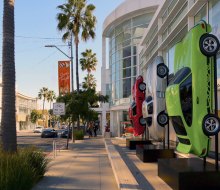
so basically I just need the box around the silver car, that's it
[142,56,169,141]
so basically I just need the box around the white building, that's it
[101,0,220,140]
[101,0,162,136]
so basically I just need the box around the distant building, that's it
[16,92,38,131]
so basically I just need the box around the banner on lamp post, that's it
[58,61,70,95]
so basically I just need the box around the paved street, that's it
[17,131,68,153]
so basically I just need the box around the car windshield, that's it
[169,67,191,85]
[180,74,192,126]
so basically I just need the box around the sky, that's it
[0,0,124,101]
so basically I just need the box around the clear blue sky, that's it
[0,0,124,98]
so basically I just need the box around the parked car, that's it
[33,126,43,133]
[166,20,220,157]
[41,128,58,138]
[142,56,169,141]
[128,75,146,136]
[60,129,72,138]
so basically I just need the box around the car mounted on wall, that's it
[166,20,220,157]
[142,56,169,141]
[129,75,146,136]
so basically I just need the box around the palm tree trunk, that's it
[76,42,79,93]
[43,98,45,127]
[1,0,17,152]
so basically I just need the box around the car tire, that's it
[157,111,169,127]
[200,34,220,57]
[202,114,220,136]
[139,116,146,126]
[138,82,146,91]
[157,63,169,78]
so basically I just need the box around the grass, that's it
[0,147,48,190]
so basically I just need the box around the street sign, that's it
[53,103,65,115]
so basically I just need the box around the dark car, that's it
[60,129,72,138]
[41,128,58,138]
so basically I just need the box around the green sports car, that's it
[166,20,220,157]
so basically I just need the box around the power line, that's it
[0,33,62,40]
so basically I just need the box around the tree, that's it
[80,49,97,75]
[30,110,42,124]
[1,0,17,152]
[82,74,96,90]
[38,87,49,114]
[46,91,56,127]
[38,87,49,127]
[47,90,56,110]
[57,0,97,93]
[80,49,98,90]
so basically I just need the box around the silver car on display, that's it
[142,56,169,141]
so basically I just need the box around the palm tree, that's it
[47,90,56,110]
[57,0,97,94]
[47,90,56,127]
[82,74,96,90]
[80,49,97,75]
[1,0,17,152]
[38,87,49,116]
[80,49,97,90]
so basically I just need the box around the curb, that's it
[104,139,141,190]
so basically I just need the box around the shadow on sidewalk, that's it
[114,144,154,190]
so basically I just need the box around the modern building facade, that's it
[101,0,162,136]
[139,0,220,151]
[101,0,220,140]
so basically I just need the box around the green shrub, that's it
[73,129,84,140]
[0,147,48,190]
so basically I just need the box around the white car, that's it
[142,56,169,141]
[33,126,43,133]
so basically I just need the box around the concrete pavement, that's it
[33,136,118,190]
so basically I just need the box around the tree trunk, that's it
[1,0,17,152]
[75,42,79,93]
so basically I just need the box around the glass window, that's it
[132,66,136,76]
[123,57,131,68]
[123,78,131,98]
[133,56,137,66]
[132,13,153,27]
[170,116,187,136]
[123,46,131,58]
[132,26,146,38]
[209,0,220,41]
[169,67,191,85]
[180,74,192,126]
[133,46,137,55]
[123,39,131,47]
[123,68,131,78]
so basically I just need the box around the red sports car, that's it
[129,75,146,136]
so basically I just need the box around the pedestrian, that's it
[87,122,93,138]
[93,120,99,137]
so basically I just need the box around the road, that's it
[17,131,68,153]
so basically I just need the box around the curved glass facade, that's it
[109,13,154,105]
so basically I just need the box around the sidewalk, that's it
[32,136,118,190]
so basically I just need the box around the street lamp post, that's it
[45,44,74,92]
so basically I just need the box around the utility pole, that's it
[45,43,74,92]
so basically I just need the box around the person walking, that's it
[87,122,93,138]
[93,120,99,137]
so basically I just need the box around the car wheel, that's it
[200,34,220,57]
[139,117,146,126]
[202,114,220,136]
[138,82,146,91]
[157,111,169,127]
[157,63,169,78]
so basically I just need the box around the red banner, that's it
[58,61,70,95]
